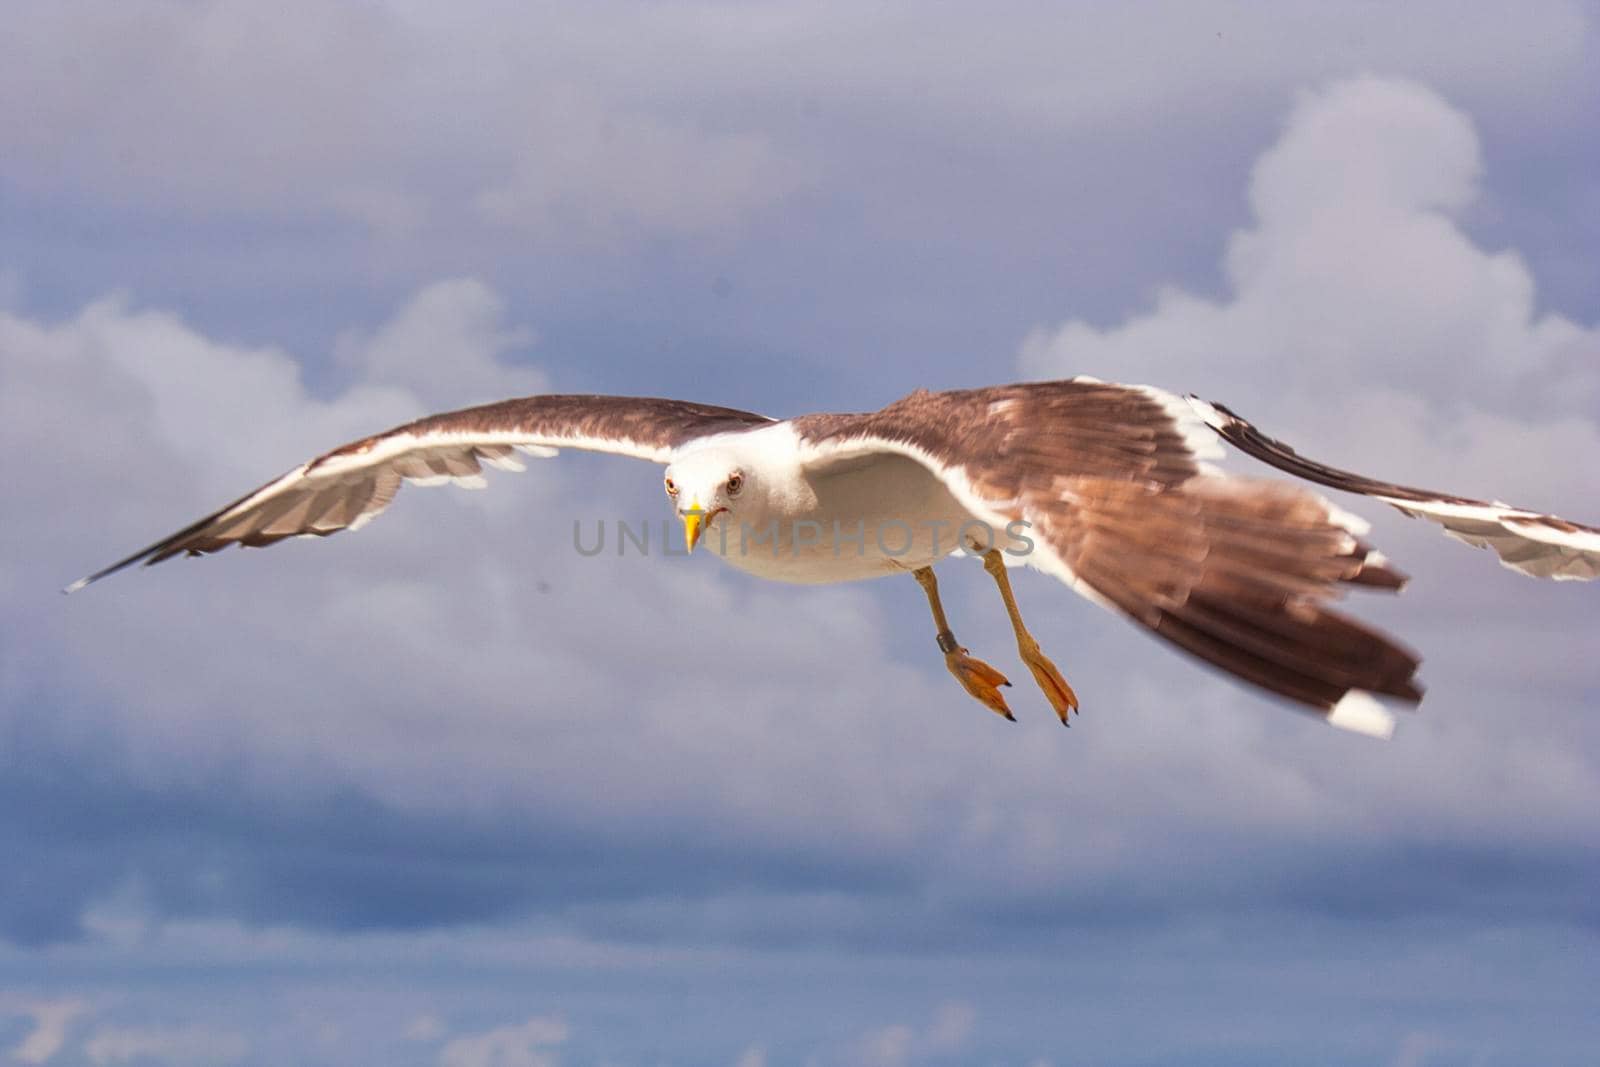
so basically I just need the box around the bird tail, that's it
[1050,476,1422,736]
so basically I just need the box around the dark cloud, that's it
[0,725,923,946]
[7,703,1598,954]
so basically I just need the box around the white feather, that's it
[1325,691,1396,740]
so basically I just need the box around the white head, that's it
[662,448,749,552]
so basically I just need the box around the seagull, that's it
[66,378,1598,739]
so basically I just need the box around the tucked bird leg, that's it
[912,565,1014,722]
[982,549,1079,724]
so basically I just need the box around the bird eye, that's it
[726,473,743,496]
[664,477,678,496]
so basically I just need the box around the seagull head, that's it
[663,451,747,553]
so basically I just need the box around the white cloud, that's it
[733,1045,767,1067]
[437,1016,567,1067]
[334,278,545,406]
[83,1025,248,1066]
[1020,75,1600,501]
[0,286,485,514]
[1026,77,1595,384]
[0,997,87,1065]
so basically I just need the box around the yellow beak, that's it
[682,497,705,553]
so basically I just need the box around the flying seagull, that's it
[66,379,1598,739]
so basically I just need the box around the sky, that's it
[2,2,1599,1065]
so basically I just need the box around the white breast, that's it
[704,440,981,585]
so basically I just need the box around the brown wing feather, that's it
[793,379,1209,495]
[1045,477,1421,710]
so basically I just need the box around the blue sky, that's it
[2,3,1599,1065]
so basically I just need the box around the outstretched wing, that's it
[1189,397,1600,582]
[793,378,1419,736]
[66,394,772,592]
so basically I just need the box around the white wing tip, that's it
[1385,500,1600,581]
[1184,394,1227,429]
[62,576,91,595]
[1325,690,1396,740]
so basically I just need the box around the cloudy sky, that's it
[3,3,1599,1065]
